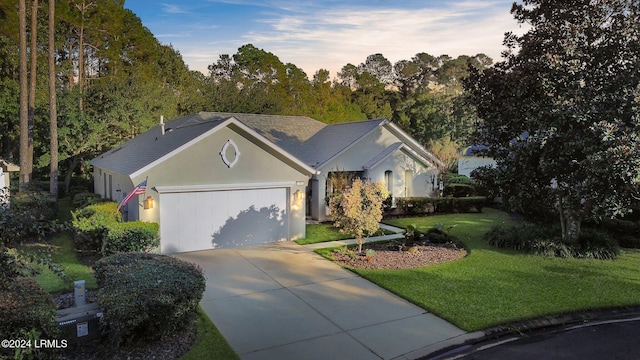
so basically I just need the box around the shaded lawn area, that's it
[320,208,640,332]
[33,232,98,293]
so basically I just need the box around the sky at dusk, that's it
[124,0,527,77]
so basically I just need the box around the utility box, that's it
[56,303,103,344]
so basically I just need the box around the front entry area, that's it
[160,187,289,253]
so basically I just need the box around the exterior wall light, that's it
[143,196,154,209]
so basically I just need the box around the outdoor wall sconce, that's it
[294,190,303,201]
[143,196,154,209]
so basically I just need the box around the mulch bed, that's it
[331,241,467,270]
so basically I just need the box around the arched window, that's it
[384,170,393,194]
[404,170,413,197]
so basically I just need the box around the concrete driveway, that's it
[176,242,471,360]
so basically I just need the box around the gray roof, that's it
[91,113,226,176]
[90,112,391,175]
[301,119,387,166]
[209,112,326,157]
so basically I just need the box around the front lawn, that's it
[321,208,640,331]
[296,223,393,245]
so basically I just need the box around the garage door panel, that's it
[161,188,288,253]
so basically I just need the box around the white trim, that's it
[220,139,240,168]
[363,143,435,170]
[384,122,444,167]
[155,181,296,194]
[132,117,317,179]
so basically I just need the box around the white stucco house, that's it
[90,112,442,253]
[0,159,20,210]
[457,144,496,178]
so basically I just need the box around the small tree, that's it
[329,179,389,253]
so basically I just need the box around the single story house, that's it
[90,112,442,253]
[457,144,496,178]
[0,159,20,210]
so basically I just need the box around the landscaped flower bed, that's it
[331,241,467,270]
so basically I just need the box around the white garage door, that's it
[160,188,288,253]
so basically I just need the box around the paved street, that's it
[432,317,640,360]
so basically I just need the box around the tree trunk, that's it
[18,0,29,190]
[559,200,581,244]
[48,0,58,199]
[27,0,38,181]
[64,157,81,194]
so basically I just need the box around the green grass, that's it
[295,224,355,245]
[34,232,97,293]
[319,208,640,331]
[181,307,240,360]
[295,223,394,245]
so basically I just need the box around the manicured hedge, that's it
[443,183,475,197]
[71,202,121,252]
[71,202,159,256]
[395,196,489,215]
[94,253,206,345]
[101,222,160,256]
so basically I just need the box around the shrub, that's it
[470,165,500,201]
[71,202,159,256]
[94,253,206,345]
[617,235,640,249]
[395,196,488,215]
[0,278,58,342]
[444,173,476,186]
[10,192,57,221]
[71,202,121,252]
[443,183,475,197]
[72,192,105,208]
[101,222,159,256]
[0,209,55,245]
[484,224,620,259]
[575,228,620,260]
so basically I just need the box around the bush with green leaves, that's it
[101,221,159,256]
[72,192,106,208]
[443,183,475,197]
[94,253,205,345]
[0,207,62,246]
[443,173,476,197]
[395,196,488,215]
[484,223,620,260]
[10,191,57,221]
[71,202,121,252]
[0,278,58,343]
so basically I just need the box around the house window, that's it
[103,173,107,198]
[404,170,413,197]
[325,171,364,200]
[384,170,393,194]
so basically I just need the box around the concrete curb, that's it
[420,306,640,359]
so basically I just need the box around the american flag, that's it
[117,179,147,211]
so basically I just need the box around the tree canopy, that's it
[465,0,640,242]
[0,0,493,190]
